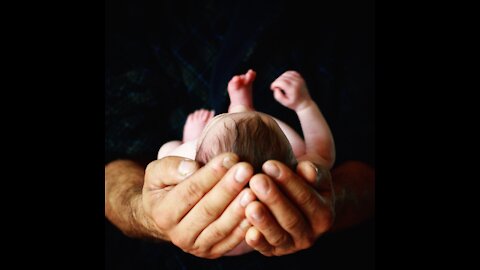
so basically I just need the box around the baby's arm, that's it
[271,71,335,169]
[270,116,306,157]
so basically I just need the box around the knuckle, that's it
[270,232,289,247]
[297,188,316,208]
[209,225,229,240]
[199,201,219,220]
[184,180,203,200]
[283,214,303,232]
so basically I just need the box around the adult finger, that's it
[245,226,273,256]
[245,200,293,249]
[248,174,310,243]
[171,161,253,248]
[208,220,252,258]
[262,160,334,235]
[194,187,256,249]
[297,160,333,197]
[296,160,319,188]
[151,153,239,230]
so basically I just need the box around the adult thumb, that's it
[145,157,200,189]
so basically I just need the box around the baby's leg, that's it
[157,140,182,159]
[227,69,256,113]
[272,116,306,157]
[183,109,215,142]
[158,109,214,159]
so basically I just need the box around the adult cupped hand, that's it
[142,153,257,258]
[244,160,335,256]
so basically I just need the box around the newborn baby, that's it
[158,69,334,171]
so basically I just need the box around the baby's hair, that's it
[196,113,297,173]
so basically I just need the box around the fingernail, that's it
[240,191,254,207]
[178,159,196,177]
[263,162,280,178]
[308,162,319,175]
[251,178,269,195]
[251,208,263,221]
[235,166,250,183]
[240,219,251,230]
[223,155,237,169]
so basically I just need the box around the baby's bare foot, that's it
[227,69,256,112]
[183,109,214,142]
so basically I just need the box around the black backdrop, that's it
[105,0,374,269]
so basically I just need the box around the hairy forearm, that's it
[330,161,375,231]
[105,160,161,239]
[296,100,335,168]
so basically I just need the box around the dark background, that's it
[105,0,374,269]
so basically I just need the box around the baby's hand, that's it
[270,71,312,111]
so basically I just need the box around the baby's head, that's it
[196,111,297,172]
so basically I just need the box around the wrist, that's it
[295,99,315,113]
[133,194,168,241]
